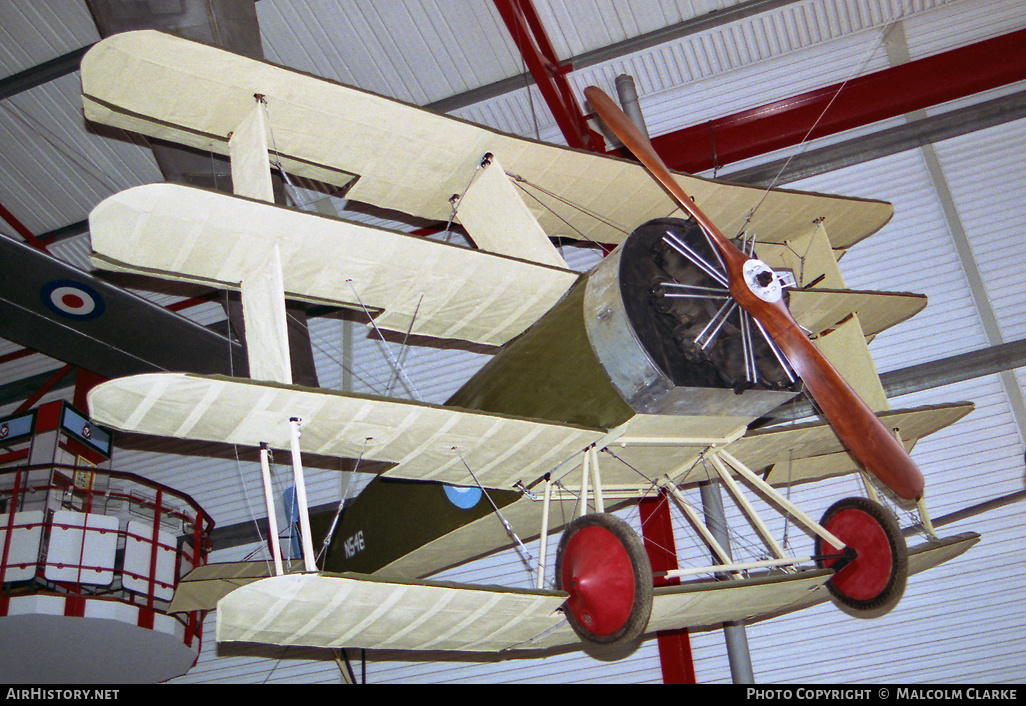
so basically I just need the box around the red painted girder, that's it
[640,492,698,684]
[0,202,49,253]
[493,0,605,151]
[649,28,1026,174]
[15,364,74,413]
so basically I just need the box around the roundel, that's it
[443,484,483,510]
[40,280,106,321]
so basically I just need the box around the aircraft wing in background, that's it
[0,234,245,380]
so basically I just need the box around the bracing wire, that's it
[733,15,906,238]
[316,439,367,562]
[345,279,424,402]
[454,449,537,579]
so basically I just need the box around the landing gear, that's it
[555,513,653,645]
[815,496,908,618]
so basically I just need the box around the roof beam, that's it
[0,45,92,100]
[0,202,49,252]
[722,88,1026,186]
[492,0,604,151]
[649,28,1026,174]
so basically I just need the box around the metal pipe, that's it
[537,475,552,589]
[662,554,815,579]
[699,480,755,685]
[615,74,649,139]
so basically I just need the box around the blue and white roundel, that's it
[444,484,483,510]
[41,280,105,321]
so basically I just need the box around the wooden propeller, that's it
[585,86,925,501]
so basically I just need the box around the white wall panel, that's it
[788,149,992,372]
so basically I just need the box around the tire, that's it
[555,513,653,645]
[815,496,908,618]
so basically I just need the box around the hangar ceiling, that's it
[0,0,1024,685]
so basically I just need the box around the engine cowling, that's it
[447,217,800,428]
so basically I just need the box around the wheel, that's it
[555,513,653,645]
[815,496,908,619]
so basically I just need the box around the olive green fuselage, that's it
[446,275,634,430]
[317,218,799,578]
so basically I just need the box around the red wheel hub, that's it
[820,507,893,601]
[560,525,636,636]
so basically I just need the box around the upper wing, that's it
[81,30,893,251]
[89,183,578,347]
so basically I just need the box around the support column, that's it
[639,491,696,684]
[699,480,755,684]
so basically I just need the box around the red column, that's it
[493,0,606,151]
[639,491,697,684]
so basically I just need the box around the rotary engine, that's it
[599,217,800,407]
[448,217,800,428]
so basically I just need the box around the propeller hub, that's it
[742,259,783,303]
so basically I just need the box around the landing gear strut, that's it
[555,513,653,645]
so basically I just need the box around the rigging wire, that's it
[733,19,903,238]
[386,294,424,397]
[316,439,366,562]
[282,309,399,397]
[345,279,424,402]
[506,171,628,253]
[454,449,537,580]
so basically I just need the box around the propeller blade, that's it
[585,86,924,501]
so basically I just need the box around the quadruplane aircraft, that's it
[80,30,978,657]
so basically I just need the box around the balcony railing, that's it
[0,464,213,631]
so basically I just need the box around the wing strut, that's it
[288,418,318,572]
[259,443,284,575]
[654,448,847,580]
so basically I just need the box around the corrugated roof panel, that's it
[0,0,97,77]
[930,117,1026,342]
[454,1,965,141]
[904,0,1026,57]
[258,0,521,104]
[534,0,724,58]
[0,76,160,236]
